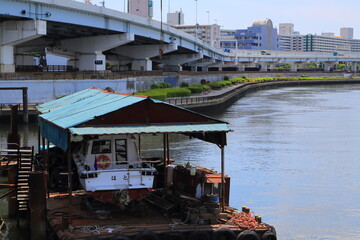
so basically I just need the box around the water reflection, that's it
[1,85,360,239]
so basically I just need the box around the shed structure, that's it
[36,88,230,210]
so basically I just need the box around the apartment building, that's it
[173,24,221,48]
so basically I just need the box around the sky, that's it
[89,0,360,38]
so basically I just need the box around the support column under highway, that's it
[290,63,298,72]
[351,62,358,72]
[259,63,269,72]
[62,33,134,71]
[0,20,46,73]
[112,43,177,71]
[324,62,336,72]
[156,53,203,71]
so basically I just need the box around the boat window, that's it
[91,140,111,154]
[115,139,127,164]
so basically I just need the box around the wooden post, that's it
[29,171,47,240]
[67,132,73,224]
[37,127,41,155]
[166,133,170,164]
[46,140,50,198]
[163,134,167,188]
[220,145,225,213]
[22,87,28,123]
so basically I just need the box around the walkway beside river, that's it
[165,78,360,111]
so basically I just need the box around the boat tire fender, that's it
[134,231,160,240]
[261,231,277,240]
[188,230,211,240]
[237,230,260,240]
[163,231,186,240]
[212,227,236,240]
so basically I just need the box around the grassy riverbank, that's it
[135,75,360,100]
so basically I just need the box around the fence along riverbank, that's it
[165,78,360,112]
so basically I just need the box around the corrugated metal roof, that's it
[69,123,230,136]
[38,89,147,129]
[37,88,101,114]
[37,88,230,150]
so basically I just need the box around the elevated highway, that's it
[1,0,360,73]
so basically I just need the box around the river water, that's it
[1,84,360,239]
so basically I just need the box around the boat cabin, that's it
[73,134,156,192]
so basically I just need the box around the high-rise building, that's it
[340,28,354,39]
[167,11,184,26]
[173,24,221,48]
[220,19,280,51]
[279,23,294,36]
[128,0,151,18]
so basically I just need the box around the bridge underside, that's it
[1,0,360,73]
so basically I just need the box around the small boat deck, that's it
[47,193,242,240]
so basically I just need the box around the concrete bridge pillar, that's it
[61,33,134,71]
[290,63,298,72]
[268,63,277,71]
[112,43,177,71]
[0,20,46,73]
[131,59,152,71]
[191,66,198,72]
[324,62,336,72]
[351,62,358,72]
[156,53,203,71]
[259,63,268,72]
[78,52,106,71]
[0,46,15,72]
[237,64,246,71]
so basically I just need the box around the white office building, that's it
[340,28,354,39]
[173,24,221,48]
[279,23,294,36]
[128,0,151,18]
[167,11,184,26]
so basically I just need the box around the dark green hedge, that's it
[135,88,191,100]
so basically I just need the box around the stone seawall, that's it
[0,72,352,105]
[181,79,360,112]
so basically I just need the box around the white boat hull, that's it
[80,169,155,192]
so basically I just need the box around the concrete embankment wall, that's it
[186,78,360,113]
[0,72,349,105]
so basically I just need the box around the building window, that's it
[115,139,127,164]
[92,140,111,154]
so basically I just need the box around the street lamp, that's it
[195,0,198,24]
[207,11,210,25]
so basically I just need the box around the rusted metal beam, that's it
[22,88,28,123]
[0,188,15,199]
[0,87,29,123]
[29,171,47,240]
[0,184,16,189]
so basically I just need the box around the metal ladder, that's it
[16,147,34,219]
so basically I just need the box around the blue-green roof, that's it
[37,89,148,129]
[37,88,229,150]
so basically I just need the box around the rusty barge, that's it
[2,88,276,240]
